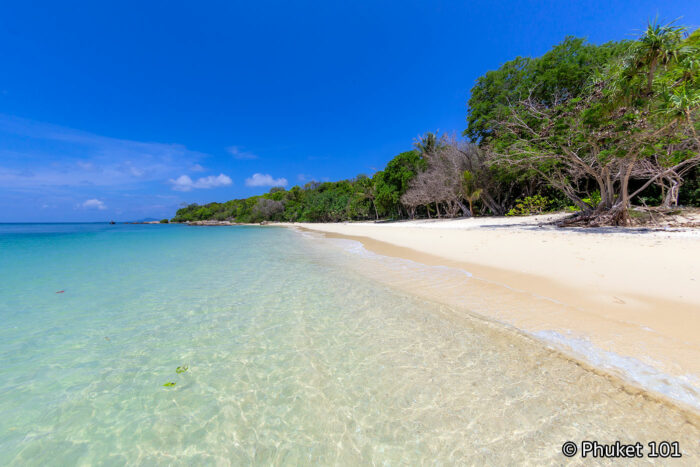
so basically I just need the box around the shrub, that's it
[506,195,550,216]
[567,191,602,212]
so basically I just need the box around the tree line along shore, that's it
[172,22,700,227]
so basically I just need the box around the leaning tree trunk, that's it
[660,175,680,208]
[448,200,463,217]
[480,192,505,216]
[406,205,416,219]
[456,199,471,217]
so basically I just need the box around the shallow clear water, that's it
[1,224,699,465]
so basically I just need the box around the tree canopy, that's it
[465,37,630,142]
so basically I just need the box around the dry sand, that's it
[278,214,700,412]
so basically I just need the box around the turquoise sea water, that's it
[1,224,699,465]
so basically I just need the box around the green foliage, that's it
[159,219,169,223]
[373,150,425,218]
[413,132,447,155]
[465,56,530,143]
[163,382,176,387]
[583,191,602,208]
[461,170,483,215]
[566,191,602,212]
[466,37,629,142]
[506,195,551,216]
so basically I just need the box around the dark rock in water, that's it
[185,220,235,226]
[109,221,116,224]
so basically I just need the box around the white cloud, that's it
[194,174,232,189]
[227,146,258,160]
[191,164,205,172]
[128,165,144,177]
[170,175,194,191]
[169,173,233,191]
[83,198,107,210]
[245,173,288,187]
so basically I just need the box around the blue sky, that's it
[1,1,698,221]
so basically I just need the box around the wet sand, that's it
[278,215,700,413]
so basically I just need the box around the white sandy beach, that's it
[281,214,700,412]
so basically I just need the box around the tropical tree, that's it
[632,20,686,94]
[373,150,425,218]
[349,174,378,220]
[402,137,476,218]
[461,171,483,216]
[465,37,628,142]
[413,131,447,156]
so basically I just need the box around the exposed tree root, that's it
[556,206,700,228]
[556,209,629,227]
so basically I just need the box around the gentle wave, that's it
[309,231,700,415]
